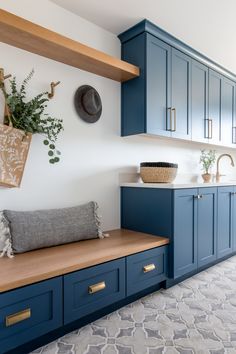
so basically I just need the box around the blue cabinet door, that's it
[209,69,221,144]
[221,76,235,146]
[197,188,217,267]
[171,48,191,140]
[217,186,234,259]
[146,34,171,136]
[191,60,209,143]
[173,189,198,278]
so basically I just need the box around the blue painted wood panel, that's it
[64,259,126,324]
[191,60,209,143]
[126,246,168,296]
[121,187,172,238]
[197,188,217,267]
[0,277,62,354]
[121,33,146,135]
[173,189,198,278]
[221,76,235,146]
[217,186,234,259]
[146,34,171,136]
[208,69,221,144]
[171,48,191,140]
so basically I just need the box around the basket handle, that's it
[0,68,13,127]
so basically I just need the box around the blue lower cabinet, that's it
[197,188,217,267]
[233,188,236,252]
[64,259,126,324]
[126,246,168,296]
[217,187,234,258]
[0,277,62,354]
[173,189,198,278]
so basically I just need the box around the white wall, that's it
[0,0,236,230]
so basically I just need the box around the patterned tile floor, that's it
[32,256,236,354]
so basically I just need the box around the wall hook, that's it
[4,74,12,80]
[0,68,12,83]
[48,81,60,99]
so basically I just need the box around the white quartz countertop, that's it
[120,182,236,189]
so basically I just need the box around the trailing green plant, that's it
[0,69,63,164]
[199,149,216,174]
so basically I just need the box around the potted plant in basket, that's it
[1,69,63,163]
[199,149,216,183]
[0,69,64,187]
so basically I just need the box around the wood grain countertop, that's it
[0,229,169,293]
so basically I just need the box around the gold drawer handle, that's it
[6,308,31,327]
[143,264,156,273]
[88,281,106,294]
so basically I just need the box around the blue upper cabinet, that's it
[209,69,221,144]
[119,19,236,148]
[171,49,191,140]
[146,34,171,136]
[209,72,235,147]
[221,77,235,147]
[121,33,191,139]
[192,60,209,143]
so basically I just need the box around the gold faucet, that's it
[216,154,235,182]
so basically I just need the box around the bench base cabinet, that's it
[0,246,168,353]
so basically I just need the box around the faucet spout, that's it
[216,154,235,182]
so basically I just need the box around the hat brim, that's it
[74,85,102,123]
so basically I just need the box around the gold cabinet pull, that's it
[171,108,176,132]
[143,263,156,273]
[207,118,213,139]
[88,281,106,294]
[233,127,236,144]
[6,308,31,327]
[167,107,172,131]
[167,107,176,132]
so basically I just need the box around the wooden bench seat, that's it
[0,229,169,293]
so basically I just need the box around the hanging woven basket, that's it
[0,124,31,187]
[0,69,31,188]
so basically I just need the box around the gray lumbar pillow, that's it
[2,201,107,256]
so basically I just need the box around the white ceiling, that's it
[50,0,236,73]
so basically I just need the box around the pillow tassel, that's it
[0,212,14,258]
[94,202,109,239]
[0,238,14,258]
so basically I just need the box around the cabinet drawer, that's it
[0,277,62,354]
[64,258,125,324]
[126,246,168,296]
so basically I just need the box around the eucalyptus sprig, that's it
[200,149,216,174]
[1,70,63,164]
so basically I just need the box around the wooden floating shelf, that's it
[0,9,140,82]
